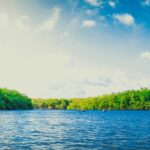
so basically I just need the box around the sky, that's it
[0,0,150,98]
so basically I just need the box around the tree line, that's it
[0,88,33,110]
[32,88,150,110]
[0,88,150,110]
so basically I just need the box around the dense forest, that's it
[0,88,150,110]
[0,88,33,110]
[32,88,150,110]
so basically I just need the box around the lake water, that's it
[0,110,150,150]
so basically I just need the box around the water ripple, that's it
[0,110,150,150]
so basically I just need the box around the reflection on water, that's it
[0,110,150,150]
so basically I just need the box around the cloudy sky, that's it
[0,0,150,98]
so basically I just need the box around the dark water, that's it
[0,110,150,150]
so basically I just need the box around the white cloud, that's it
[0,4,149,98]
[140,51,150,61]
[141,0,150,6]
[85,9,99,16]
[0,18,149,98]
[108,1,116,8]
[85,0,102,6]
[0,13,9,27]
[82,20,96,28]
[36,7,61,32]
[113,13,135,26]
[15,15,31,31]
[64,32,69,37]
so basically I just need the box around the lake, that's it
[0,110,150,150]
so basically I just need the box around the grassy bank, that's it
[0,88,150,110]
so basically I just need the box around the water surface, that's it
[0,110,150,150]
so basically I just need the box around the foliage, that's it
[0,88,150,110]
[32,88,150,110]
[0,88,33,110]
[32,98,70,109]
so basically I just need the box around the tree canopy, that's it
[32,88,150,110]
[0,88,33,110]
[0,88,150,110]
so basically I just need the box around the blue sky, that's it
[0,0,150,98]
